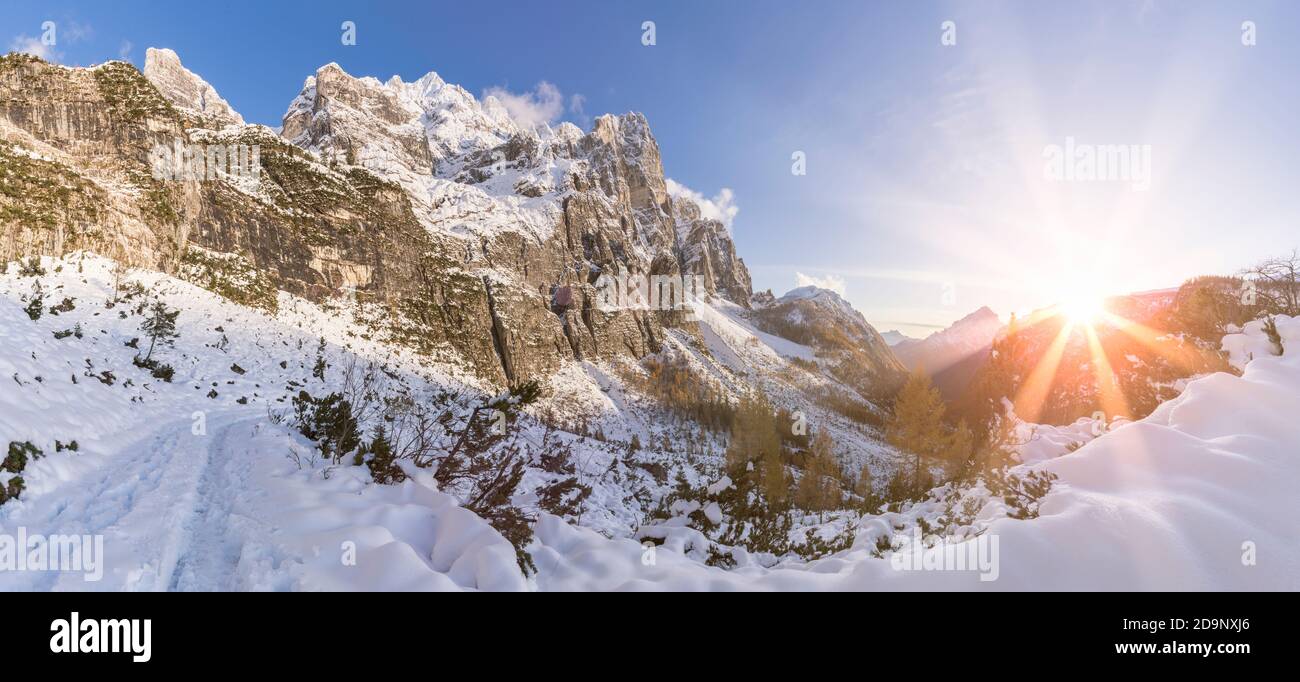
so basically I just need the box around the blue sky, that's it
[5,0,1299,336]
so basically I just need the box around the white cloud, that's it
[665,178,739,230]
[118,40,133,61]
[9,20,91,63]
[795,272,847,296]
[567,93,590,128]
[482,81,566,129]
[60,21,93,44]
[9,35,57,61]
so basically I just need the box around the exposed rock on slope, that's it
[673,195,752,306]
[750,286,906,398]
[258,60,748,379]
[0,54,196,271]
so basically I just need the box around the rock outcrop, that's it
[143,48,245,128]
[673,196,752,306]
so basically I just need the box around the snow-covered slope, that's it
[0,255,525,590]
[0,254,895,589]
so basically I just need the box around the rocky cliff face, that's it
[143,48,245,128]
[0,54,197,272]
[273,61,720,381]
[673,196,752,306]
[0,50,897,397]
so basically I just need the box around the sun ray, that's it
[1097,310,1207,373]
[1083,323,1132,423]
[1011,319,1074,423]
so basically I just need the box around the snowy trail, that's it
[1,408,529,592]
[167,418,258,591]
[0,412,269,591]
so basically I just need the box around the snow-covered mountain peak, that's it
[779,285,852,309]
[282,60,519,167]
[588,112,654,155]
[956,305,998,324]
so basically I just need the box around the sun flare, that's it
[1059,292,1107,325]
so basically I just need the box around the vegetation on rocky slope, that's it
[179,246,279,313]
[92,61,181,124]
[0,145,104,232]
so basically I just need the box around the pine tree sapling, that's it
[0,475,24,505]
[3,441,42,474]
[985,467,1059,520]
[140,299,180,362]
[24,281,46,321]
[360,425,403,484]
[313,337,328,380]
[18,257,46,278]
[292,391,361,463]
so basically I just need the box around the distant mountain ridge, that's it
[893,306,1003,374]
[879,329,913,346]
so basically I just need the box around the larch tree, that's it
[795,430,842,521]
[884,370,950,493]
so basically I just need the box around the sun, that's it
[1059,292,1106,325]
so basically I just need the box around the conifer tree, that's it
[945,418,975,478]
[24,280,45,321]
[725,394,781,475]
[140,299,180,362]
[854,462,875,509]
[884,370,949,494]
[313,337,328,380]
[795,430,842,521]
[363,424,402,483]
[761,449,788,509]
